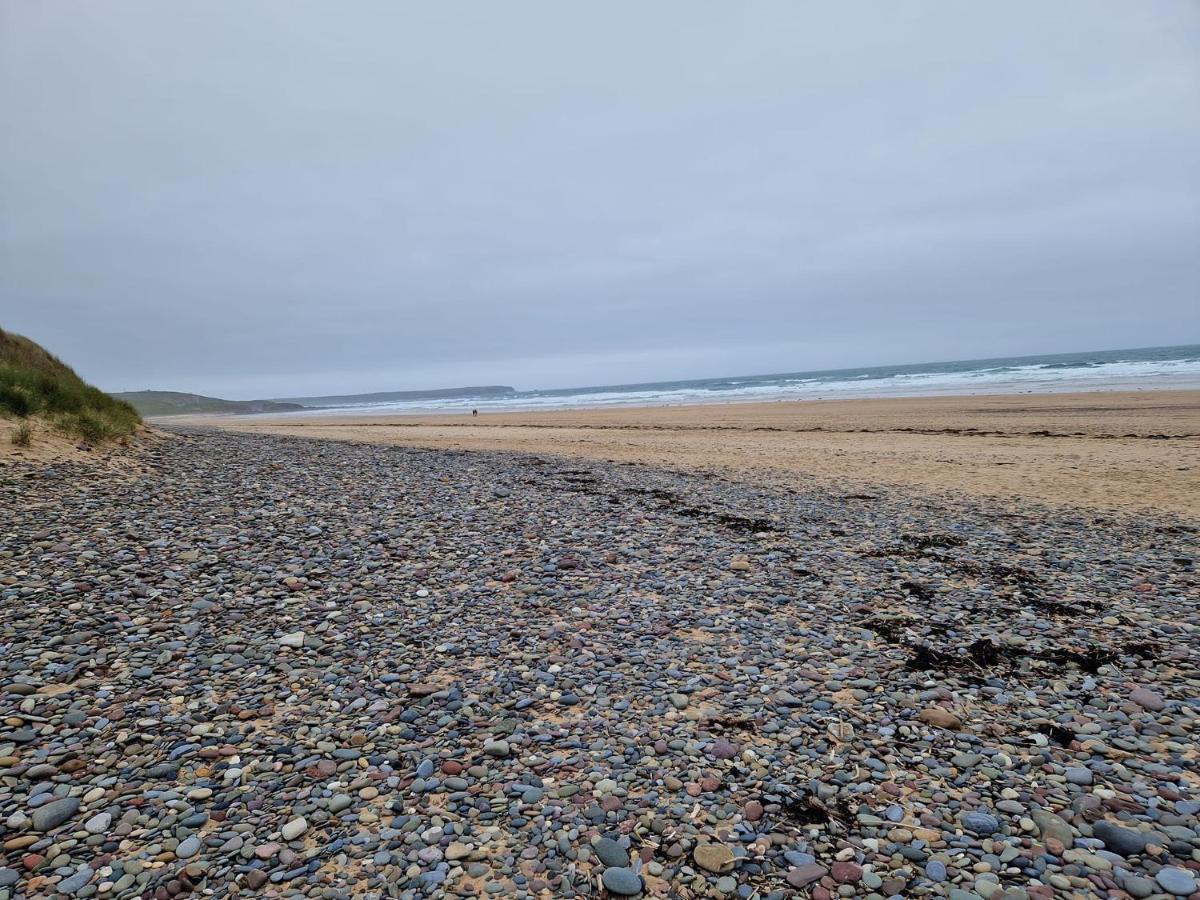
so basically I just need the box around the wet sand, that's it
[175,390,1200,517]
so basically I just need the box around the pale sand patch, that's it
[0,419,166,470]
[165,390,1200,517]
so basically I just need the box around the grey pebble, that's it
[601,867,643,896]
[594,836,628,868]
[31,797,79,832]
[1065,767,1094,786]
[1156,867,1197,896]
[1,427,1195,899]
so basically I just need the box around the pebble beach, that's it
[1,426,1197,899]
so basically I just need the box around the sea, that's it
[292,344,1200,415]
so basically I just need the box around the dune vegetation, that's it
[0,327,141,444]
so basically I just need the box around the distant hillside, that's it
[276,385,516,407]
[0,328,141,444]
[119,384,518,416]
[115,390,305,417]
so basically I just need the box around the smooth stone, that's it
[918,707,963,730]
[787,863,828,888]
[1030,809,1074,847]
[83,812,112,834]
[1121,874,1156,899]
[694,843,735,874]
[31,798,79,832]
[1093,820,1155,857]
[1129,686,1165,711]
[58,866,93,894]
[281,817,308,841]
[963,812,1001,836]
[830,861,863,884]
[708,739,738,759]
[602,867,643,896]
[1156,867,1197,896]
[594,837,628,868]
[1065,767,1093,786]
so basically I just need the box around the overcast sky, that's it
[2,2,1198,398]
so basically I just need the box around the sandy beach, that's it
[179,390,1200,518]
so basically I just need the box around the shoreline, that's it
[169,389,1200,518]
[237,375,1200,418]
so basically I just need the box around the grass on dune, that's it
[0,327,141,443]
[10,421,32,447]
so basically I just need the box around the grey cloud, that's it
[2,1,1198,397]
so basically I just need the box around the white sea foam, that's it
[269,350,1200,416]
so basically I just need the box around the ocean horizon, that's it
[282,343,1200,416]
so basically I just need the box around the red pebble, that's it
[831,862,863,884]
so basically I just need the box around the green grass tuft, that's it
[0,327,141,443]
[10,421,32,447]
